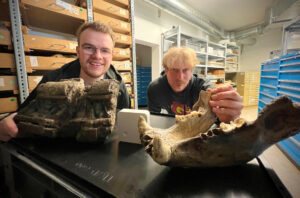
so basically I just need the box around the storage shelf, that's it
[226,53,238,57]
[207,65,225,69]
[208,54,225,59]
[20,0,87,35]
[2,0,136,111]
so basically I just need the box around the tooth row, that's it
[175,111,204,121]
[220,118,246,133]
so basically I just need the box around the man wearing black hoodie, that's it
[148,47,243,123]
[0,21,130,141]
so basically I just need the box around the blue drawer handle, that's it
[280,62,300,67]
[278,91,300,99]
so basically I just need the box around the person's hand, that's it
[207,85,243,123]
[0,113,18,142]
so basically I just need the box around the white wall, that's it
[240,28,282,71]
[136,44,152,67]
[134,0,285,75]
[134,0,207,80]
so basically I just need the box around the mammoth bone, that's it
[138,91,300,167]
[14,78,119,142]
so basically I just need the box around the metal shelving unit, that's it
[4,0,137,109]
[282,15,300,55]
[161,26,240,82]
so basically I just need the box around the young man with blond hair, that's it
[148,46,243,123]
[0,21,130,142]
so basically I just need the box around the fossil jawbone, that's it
[138,91,300,167]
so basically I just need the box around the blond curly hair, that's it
[163,47,198,70]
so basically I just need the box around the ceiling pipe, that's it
[141,0,226,39]
[141,0,298,41]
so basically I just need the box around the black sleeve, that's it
[147,83,161,113]
[117,81,131,109]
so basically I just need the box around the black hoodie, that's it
[147,73,213,115]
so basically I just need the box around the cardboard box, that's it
[112,60,132,71]
[0,76,18,91]
[119,72,131,83]
[28,76,43,90]
[0,53,15,68]
[0,97,18,113]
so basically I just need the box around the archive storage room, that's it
[0,0,299,197]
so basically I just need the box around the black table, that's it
[1,132,291,198]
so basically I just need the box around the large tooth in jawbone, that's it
[138,91,300,167]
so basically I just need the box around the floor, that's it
[241,105,300,198]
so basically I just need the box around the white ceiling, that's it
[183,0,275,31]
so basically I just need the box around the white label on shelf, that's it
[56,0,72,12]
[124,63,130,68]
[121,23,127,28]
[31,38,36,40]
[29,56,38,67]
[120,50,126,56]
[72,7,79,15]
[69,42,77,50]
[120,9,126,16]
[121,35,127,41]
[0,78,4,87]
[33,77,43,84]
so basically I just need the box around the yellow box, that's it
[113,48,131,60]
[25,56,76,70]
[0,76,18,91]
[93,0,129,21]
[0,53,15,68]
[119,72,131,83]
[94,12,131,34]
[28,76,43,90]
[112,60,132,71]
[0,97,18,113]
[24,34,77,53]
[0,29,11,46]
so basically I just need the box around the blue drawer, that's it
[279,70,300,81]
[260,54,300,169]
[259,84,277,96]
[138,98,147,106]
[278,133,300,168]
[258,100,267,112]
[260,76,278,87]
[261,70,278,77]
[280,52,300,60]
[278,80,300,91]
[280,62,300,71]
[277,91,300,103]
[261,59,280,70]
[259,92,276,104]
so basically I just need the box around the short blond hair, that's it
[163,47,198,70]
[76,21,115,46]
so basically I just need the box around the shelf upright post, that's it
[161,32,165,70]
[237,45,241,72]
[86,0,93,22]
[177,26,181,47]
[9,0,29,103]
[130,0,138,109]
[205,35,208,78]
